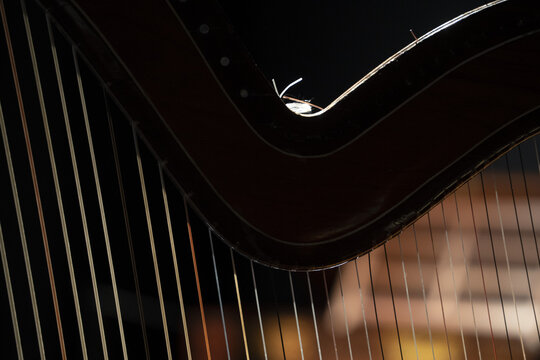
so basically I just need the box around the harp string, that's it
[368,253,385,360]
[480,172,514,358]
[230,248,250,360]
[0,222,23,359]
[492,169,527,358]
[104,90,151,359]
[337,267,353,359]
[270,270,287,360]
[454,192,483,359]
[209,231,230,360]
[440,201,468,359]
[323,270,340,359]
[0,48,44,360]
[132,126,173,360]
[467,181,498,358]
[27,10,88,358]
[1,1,66,357]
[397,234,419,360]
[306,272,323,360]
[161,164,193,359]
[507,153,540,342]
[250,260,269,360]
[427,212,452,358]
[73,48,128,360]
[412,224,436,360]
[288,271,305,360]
[383,243,404,360]
[354,259,373,360]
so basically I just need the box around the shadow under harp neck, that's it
[1,0,540,359]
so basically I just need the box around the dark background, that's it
[218,0,488,106]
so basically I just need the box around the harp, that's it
[1,0,539,358]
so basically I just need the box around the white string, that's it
[160,165,193,359]
[289,271,305,360]
[397,235,419,360]
[230,249,251,360]
[0,98,45,359]
[251,261,269,360]
[323,271,339,360]
[73,48,128,360]
[208,231,230,360]
[338,267,354,359]
[132,125,173,360]
[279,78,303,98]
[354,259,372,360]
[0,222,23,359]
[306,272,323,360]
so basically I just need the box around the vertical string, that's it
[29,12,88,358]
[132,126,172,360]
[454,193,482,359]
[208,231,230,360]
[289,271,305,360]
[492,169,526,358]
[354,259,372,360]
[1,100,45,359]
[0,222,23,359]
[397,235,419,360]
[1,1,66,357]
[103,91,150,359]
[230,249,250,360]
[368,253,385,360]
[306,272,323,360]
[383,244,404,360]
[251,261,269,360]
[160,165,193,360]
[323,271,340,360]
[270,272,287,360]
[337,267,354,359]
[73,49,128,360]
[440,202,467,359]
[506,153,540,342]
[467,182,498,359]
[480,172,513,359]
[427,213,452,359]
[412,224,436,360]
[47,17,108,356]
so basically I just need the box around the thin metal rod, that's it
[493,170,526,358]
[480,172,513,359]
[508,152,540,342]
[467,182,498,359]
[103,91,150,359]
[230,249,250,360]
[289,271,305,360]
[354,259,373,360]
[454,193,482,359]
[338,267,354,359]
[0,222,23,359]
[1,2,66,357]
[208,231,229,360]
[323,271,340,360]
[73,49,128,360]
[132,126,173,360]
[412,224,436,360]
[440,202,468,359]
[34,13,88,358]
[368,253,385,360]
[306,272,323,360]
[427,213,452,359]
[383,244,404,360]
[397,235,419,360]
[270,271,287,360]
[0,80,45,360]
[160,165,193,359]
[251,261,269,360]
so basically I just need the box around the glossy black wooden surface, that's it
[42,0,540,268]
